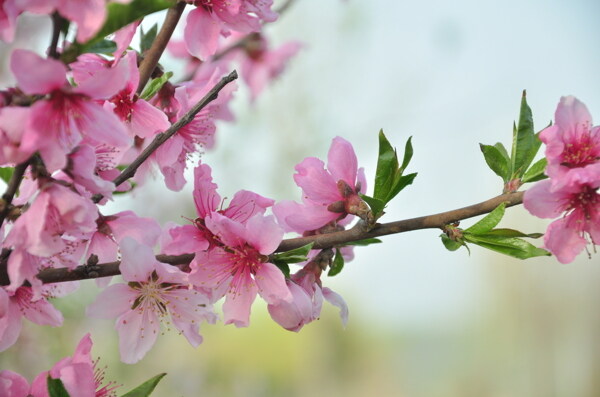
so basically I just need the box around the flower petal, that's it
[255,262,292,304]
[328,136,358,188]
[10,49,66,94]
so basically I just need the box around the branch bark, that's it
[136,1,186,95]
[92,69,238,203]
[32,191,524,285]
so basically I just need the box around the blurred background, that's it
[2,0,600,396]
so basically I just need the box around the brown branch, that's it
[0,159,31,227]
[92,69,238,203]
[48,12,63,59]
[30,191,524,285]
[136,1,186,95]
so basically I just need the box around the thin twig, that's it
[0,159,31,227]
[48,12,63,59]
[92,69,238,203]
[29,191,525,285]
[136,1,187,95]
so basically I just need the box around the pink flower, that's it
[1,334,119,397]
[10,49,130,171]
[541,96,600,189]
[267,262,348,332]
[184,0,278,60]
[4,181,98,259]
[162,162,274,255]
[524,178,600,263]
[0,106,34,166]
[238,34,302,101]
[0,286,63,352]
[87,237,216,364]
[106,52,170,139]
[151,65,236,191]
[274,137,367,233]
[189,212,292,327]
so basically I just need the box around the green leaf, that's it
[140,23,158,53]
[272,260,291,279]
[463,234,551,259]
[0,166,14,184]
[464,203,506,234]
[327,248,344,277]
[121,373,167,397]
[440,234,463,251]
[483,228,543,239]
[47,376,70,397]
[398,136,413,174]
[360,194,386,217]
[521,157,547,183]
[140,71,173,101]
[511,90,541,177]
[85,39,117,55]
[272,243,314,264]
[340,238,382,247]
[388,172,418,201]
[480,143,510,182]
[373,130,399,202]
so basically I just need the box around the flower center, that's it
[561,123,600,168]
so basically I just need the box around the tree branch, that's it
[92,69,238,203]
[31,191,525,285]
[0,159,31,227]
[48,12,63,59]
[136,1,186,95]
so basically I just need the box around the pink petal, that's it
[10,49,66,94]
[189,249,233,290]
[267,281,313,332]
[294,157,340,204]
[116,309,160,364]
[523,180,568,219]
[328,136,358,188]
[129,100,170,138]
[544,218,587,264]
[323,287,349,327]
[184,7,221,60]
[161,224,210,255]
[119,237,156,282]
[109,211,162,247]
[193,163,221,218]
[57,363,95,397]
[554,96,593,134]
[205,213,246,248]
[58,0,106,43]
[0,370,30,397]
[273,200,338,234]
[86,283,135,319]
[222,275,258,328]
[244,214,283,255]
[224,190,274,223]
[22,296,63,326]
[0,299,22,352]
[255,262,292,304]
[113,22,140,61]
[75,54,130,99]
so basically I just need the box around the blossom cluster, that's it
[0,0,343,368]
[524,97,600,263]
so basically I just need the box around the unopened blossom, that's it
[237,33,302,101]
[541,96,600,189]
[184,0,278,60]
[189,212,292,327]
[162,162,274,255]
[524,178,600,263]
[268,258,348,332]
[274,136,367,233]
[10,49,130,171]
[87,237,216,364]
[0,286,64,352]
